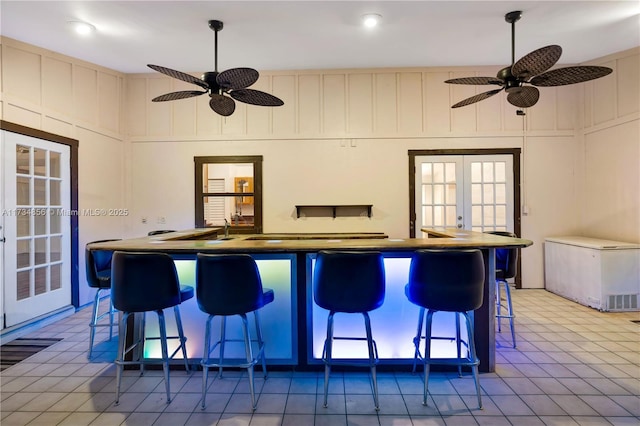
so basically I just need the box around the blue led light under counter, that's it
[142,256,296,363]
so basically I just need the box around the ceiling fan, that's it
[445,11,613,109]
[147,20,284,116]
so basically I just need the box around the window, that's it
[194,156,263,233]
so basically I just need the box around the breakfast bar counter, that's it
[89,229,532,372]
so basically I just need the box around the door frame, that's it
[1,121,79,311]
[408,148,522,287]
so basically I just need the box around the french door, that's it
[2,129,72,328]
[414,154,515,235]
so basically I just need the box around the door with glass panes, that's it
[415,155,514,235]
[2,130,71,328]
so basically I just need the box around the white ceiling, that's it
[1,1,639,76]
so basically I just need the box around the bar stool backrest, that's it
[111,251,181,312]
[407,249,484,312]
[486,231,519,280]
[196,253,267,316]
[86,239,121,289]
[313,250,385,313]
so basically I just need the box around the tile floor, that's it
[1,289,639,426]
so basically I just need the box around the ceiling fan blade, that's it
[530,66,613,87]
[217,68,260,90]
[151,90,207,102]
[148,64,209,90]
[445,77,503,85]
[209,94,236,116]
[229,89,284,107]
[507,86,540,108]
[511,45,562,81]
[451,88,503,108]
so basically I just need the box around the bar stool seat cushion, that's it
[111,252,182,313]
[406,249,484,312]
[196,254,274,316]
[314,250,385,313]
[180,285,195,302]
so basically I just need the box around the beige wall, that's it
[1,38,130,306]
[2,36,638,302]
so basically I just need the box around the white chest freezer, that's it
[545,236,640,311]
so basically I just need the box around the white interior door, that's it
[416,155,514,235]
[2,130,72,328]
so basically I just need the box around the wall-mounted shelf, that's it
[295,204,373,219]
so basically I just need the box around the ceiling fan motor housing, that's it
[202,71,221,94]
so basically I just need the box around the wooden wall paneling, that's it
[347,73,373,135]
[556,85,577,131]
[584,79,594,129]
[617,55,639,117]
[374,73,398,134]
[450,72,477,133]
[42,116,74,138]
[503,98,523,131]
[148,78,173,136]
[298,74,321,135]
[245,76,270,136]
[221,99,246,135]
[126,77,148,137]
[529,87,556,131]
[196,86,222,136]
[593,60,616,126]
[97,72,121,134]
[4,45,42,106]
[477,86,503,132]
[3,104,42,128]
[0,41,3,93]
[322,74,346,135]
[397,72,423,134]
[171,79,197,137]
[43,57,72,116]
[73,65,98,125]
[424,72,451,134]
[271,75,296,135]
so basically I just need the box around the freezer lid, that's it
[545,236,640,250]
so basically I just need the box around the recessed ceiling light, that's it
[68,21,96,36]
[362,13,382,28]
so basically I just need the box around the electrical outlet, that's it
[141,217,147,224]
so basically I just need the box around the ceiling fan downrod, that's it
[505,11,522,65]
[208,20,223,72]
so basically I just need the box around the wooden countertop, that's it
[87,228,532,253]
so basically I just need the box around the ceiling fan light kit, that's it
[445,11,613,109]
[148,19,284,117]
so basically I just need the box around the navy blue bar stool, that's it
[313,250,385,410]
[111,251,192,404]
[85,239,120,359]
[406,249,484,409]
[486,231,519,348]
[196,253,274,410]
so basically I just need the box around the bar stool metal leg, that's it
[253,310,268,379]
[89,288,116,359]
[498,279,517,348]
[464,311,482,409]
[219,317,227,378]
[156,310,172,403]
[201,316,213,410]
[363,312,380,410]
[423,310,435,406]
[411,307,425,374]
[240,313,257,410]
[173,305,190,372]
[322,311,335,408]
